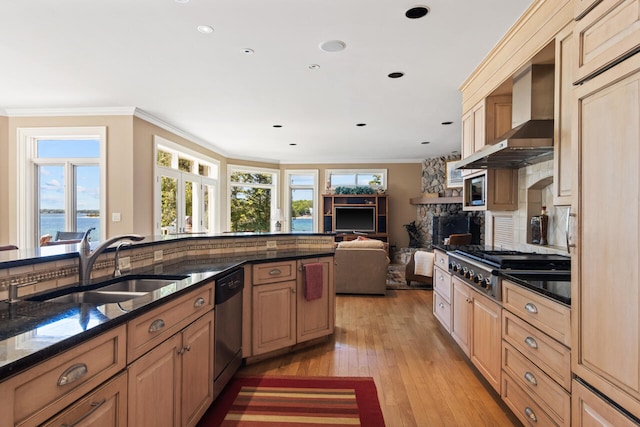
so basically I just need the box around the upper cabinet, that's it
[573,0,640,84]
[553,24,575,206]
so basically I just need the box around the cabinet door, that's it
[486,169,518,211]
[574,54,640,418]
[461,110,474,160]
[42,372,128,427]
[252,280,297,355]
[485,95,512,144]
[128,333,182,427]
[470,292,502,393]
[553,24,575,206]
[297,257,335,343]
[451,277,472,357]
[472,101,486,153]
[181,311,215,427]
[572,380,640,427]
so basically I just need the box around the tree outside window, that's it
[229,169,277,232]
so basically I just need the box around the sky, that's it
[38,139,100,211]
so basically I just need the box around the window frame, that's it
[17,127,107,248]
[227,164,279,232]
[325,168,387,190]
[153,136,220,235]
[284,169,319,233]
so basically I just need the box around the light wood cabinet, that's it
[472,100,486,153]
[252,280,297,355]
[572,380,640,426]
[470,292,502,393]
[128,310,214,427]
[573,0,640,84]
[451,277,472,357]
[252,257,335,357]
[296,257,335,343]
[42,372,128,427]
[574,0,602,20]
[0,325,126,427]
[433,250,453,333]
[573,52,640,419]
[252,260,296,285]
[485,95,513,144]
[553,24,575,206]
[501,372,560,426]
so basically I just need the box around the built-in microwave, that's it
[466,174,486,207]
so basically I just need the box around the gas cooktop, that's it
[452,249,571,270]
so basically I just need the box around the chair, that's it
[448,233,472,245]
[405,251,433,287]
[55,231,86,241]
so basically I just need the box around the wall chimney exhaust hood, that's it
[456,64,555,170]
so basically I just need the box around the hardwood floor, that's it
[239,290,522,427]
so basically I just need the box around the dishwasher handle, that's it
[215,269,244,305]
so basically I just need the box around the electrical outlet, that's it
[266,240,277,249]
[154,250,163,262]
[119,256,131,270]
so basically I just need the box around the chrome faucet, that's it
[78,228,144,285]
[113,241,131,277]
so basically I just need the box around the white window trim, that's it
[153,136,220,235]
[17,127,107,248]
[227,164,279,232]
[284,169,319,233]
[325,168,387,190]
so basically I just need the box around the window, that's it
[284,170,318,233]
[228,166,279,232]
[154,136,219,235]
[325,169,386,190]
[17,127,106,248]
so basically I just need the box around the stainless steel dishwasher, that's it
[213,268,244,399]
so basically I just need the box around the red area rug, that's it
[197,376,385,426]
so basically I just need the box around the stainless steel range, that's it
[447,248,571,301]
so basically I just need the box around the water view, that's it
[40,213,101,240]
[291,217,312,232]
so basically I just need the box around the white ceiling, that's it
[0,0,532,164]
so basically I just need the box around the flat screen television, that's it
[334,206,376,233]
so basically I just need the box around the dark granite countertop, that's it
[0,248,334,381]
[499,270,571,306]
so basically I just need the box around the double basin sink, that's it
[28,275,189,305]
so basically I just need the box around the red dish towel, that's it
[304,263,323,301]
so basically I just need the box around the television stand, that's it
[322,193,389,243]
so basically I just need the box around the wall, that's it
[0,116,8,245]
[280,162,422,249]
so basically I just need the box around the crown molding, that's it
[3,107,137,117]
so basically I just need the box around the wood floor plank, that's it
[239,289,522,427]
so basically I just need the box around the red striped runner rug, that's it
[197,376,385,426]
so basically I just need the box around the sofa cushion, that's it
[337,239,385,249]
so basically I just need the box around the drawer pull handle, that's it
[149,319,165,333]
[61,399,106,427]
[57,363,88,386]
[524,371,538,386]
[178,345,192,355]
[438,303,444,309]
[525,336,538,349]
[269,269,282,275]
[524,303,538,314]
[524,407,537,422]
[194,297,206,308]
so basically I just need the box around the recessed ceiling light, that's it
[441,121,453,125]
[308,64,321,70]
[319,40,346,52]
[356,123,367,127]
[405,6,430,19]
[421,141,431,145]
[175,0,189,3]
[197,25,214,34]
[289,143,297,146]
[388,72,405,78]
[273,125,283,128]
[243,48,254,55]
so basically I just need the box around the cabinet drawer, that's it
[41,371,128,427]
[127,283,214,362]
[503,342,571,425]
[252,261,297,285]
[433,291,452,333]
[572,379,640,426]
[502,311,571,390]
[434,250,448,270]
[433,266,452,303]
[502,280,571,347]
[502,372,560,427]
[1,325,126,427]
[574,0,640,83]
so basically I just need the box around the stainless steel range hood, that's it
[457,64,555,169]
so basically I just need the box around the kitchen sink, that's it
[95,277,183,293]
[45,290,149,304]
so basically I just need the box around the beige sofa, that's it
[334,239,389,295]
